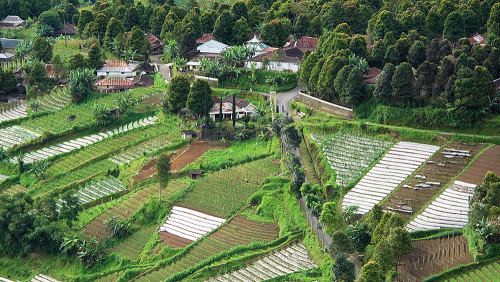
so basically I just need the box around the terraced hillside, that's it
[0,103,28,123]
[83,179,191,239]
[397,235,473,281]
[61,177,126,206]
[110,226,157,260]
[311,132,393,186]
[342,141,440,214]
[35,88,72,111]
[458,145,500,185]
[134,216,280,281]
[383,143,484,222]
[446,261,500,282]
[405,181,475,231]
[179,158,280,217]
[210,243,317,281]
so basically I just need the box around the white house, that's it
[209,96,256,121]
[96,60,138,78]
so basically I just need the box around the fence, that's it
[299,195,332,249]
[298,91,355,119]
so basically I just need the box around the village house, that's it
[146,33,163,54]
[187,39,228,69]
[0,38,22,51]
[196,33,216,45]
[0,15,26,29]
[209,96,256,121]
[95,74,153,93]
[96,60,138,78]
[0,51,14,62]
[54,24,77,36]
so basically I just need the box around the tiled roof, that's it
[56,24,77,35]
[210,96,254,113]
[145,33,161,44]
[196,33,216,44]
[363,67,382,84]
[285,36,318,52]
[98,60,137,73]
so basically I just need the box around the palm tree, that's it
[29,101,41,112]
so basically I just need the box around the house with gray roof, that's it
[0,16,26,29]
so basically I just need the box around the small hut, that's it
[182,130,197,140]
[189,170,204,179]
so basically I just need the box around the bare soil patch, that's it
[458,145,500,185]
[383,142,485,223]
[159,231,193,249]
[397,235,473,281]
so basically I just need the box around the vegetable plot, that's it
[17,116,158,164]
[0,126,41,150]
[405,181,476,232]
[109,134,174,165]
[35,88,72,111]
[311,132,392,186]
[159,206,225,243]
[342,141,440,214]
[0,103,28,123]
[58,177,126,206]
[446,261,500,282]
[210,243,317,282]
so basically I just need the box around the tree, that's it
[68,53,87,70]
[486,3,500,39]
[200,10,217,33]
[123,7,140,31]
[175,22,197,59]
[38,10,62,33]
[93,13,109,40]
[383,45,400,65]
[261,19,287,47]
[443,11,465,41]
[32,37,53,62]
[299,53,318,86]
[127,26,150,60]
[318,55,349,102]
[391,62,415,106]
[372,239,396,272]
[333,253,356,282]
[0,70,18,95]
[369,40,386,68]
[51,54,66,82]
[68,68,94,104]
[213,10,235,45]
[234,17,251,46]
[426,38,440,63]
[343,67,367,106]
[231,0,247,20]
[373,63,395,103]
[358,260,384,282]
[150,6,168,36]
[165,75,190,113]
[78,10,94,37]
[425,5,442,37]
[104,17,125,48]
[156,153,171,201]
[349,35,368,58]
[415,61,437,99]
[346,222,371,252]
[388,227,413,255]
[25,60,47,87]
[58,192,80,227]
[308,58,324,93]
[320,202,341,228]
[78,237,105,269]
[407,40,426,68]
[186,79,214,117]
[330,231,354,254]
[87,44,104,70]
[294,14,309,38]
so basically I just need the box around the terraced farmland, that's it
[446,261,500,282]
[383,143,484,222]
[83,179,191,239]
[311,132,393,185]
[30,274,60,282]
[1,184,27,195]
[110,226,156,260]
[0,126,41,150]
[159,206,225,247]
[18,116,158,164]
[45,121,180,177]
[210,243,317,281]
[0,103,28,123]
[458,145,500,185]
[397,235,473,281]
[405,181,475,232]
[179,158,280,217]
[342,141,440,214]
[61,177,126,206]
[35,88,72,111]
[109,133,173,165]
[135,216,279,281]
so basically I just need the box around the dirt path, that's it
[133,141,226,181]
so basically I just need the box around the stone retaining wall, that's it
[298,91,354,119]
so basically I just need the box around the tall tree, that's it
[261,19,287,47]
[358,260,384,282]
[186,79,214,117]
[234,17,251,46]
[127,26,150,59]
[349,35,368,58]
[343,67,367,106]
[443,11,465,41]
[308,58,325,94]
[165,75,190,113]
[391,62,415,106]
[231,0,247,20]
[318,55,348,102]
[425,38,440,63]
[407,40,426,68]
[374,63,395,103]
[150,6,168,36]
[104,17,125,48]
[213,10,235,45]
[299,53,319,86]
[123,7,140,31]
[77,10,94,37]
[87,44,104,70]
[175,22,197,59]
[200,10,217,33]
[332,253,356,282]
[68,53,87,70]
[415,61,437,99]
[487,3,500,39]
[38,10,62,32]
[156,153,171,201]
[32,37,53,62]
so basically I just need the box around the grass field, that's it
[180,158,280,217]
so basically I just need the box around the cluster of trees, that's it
[0,69,18,95]
[0,192,80,256]
[468,172,500,250]
[163,74,214,118]
[0,0,78,21]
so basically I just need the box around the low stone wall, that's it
[298,91,355,119]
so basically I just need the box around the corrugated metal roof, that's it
[197,40,228,54]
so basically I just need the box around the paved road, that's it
[253,86,302,117]
[151,55,171,83]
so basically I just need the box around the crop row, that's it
[0,103,28,123]
[109,133,176,165]
[447,261,500,282]
[0,125,41,150]
[110,226,156,260]
[311,132,392,185]
[36,87,72,111]
[211,243,317,282]
[17,116,158,164]
[57,177,126,206]
[180,158,280,218]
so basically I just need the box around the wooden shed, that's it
[189,170,204,179]
[182,130,197,140]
